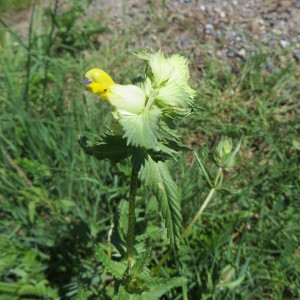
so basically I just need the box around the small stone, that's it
[235,35,242,42]
[238,48,246,57]
[213,7,221,14]
[205,23,214,35]
[214,30,223,41]
[220,11,226,18]
[280,39,290,48]
[273,29,282,35]
[216,50,222,58]
[293,50,300,61]
[226,48,236,58]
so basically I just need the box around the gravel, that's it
[2,0,300,65]
[90,0,300,64]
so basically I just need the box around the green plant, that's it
[78,48,242,298]
[1,1,299,298]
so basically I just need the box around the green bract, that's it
[134,49,196,112]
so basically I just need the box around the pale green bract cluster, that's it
[112,49,196,118]
[134,49,196,113]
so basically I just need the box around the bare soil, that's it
[1,0,300,64]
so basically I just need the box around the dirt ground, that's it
[1,0,300,64]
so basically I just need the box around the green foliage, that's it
[78,131,132,163]
[0,0,34,13]
[119,107,162,150]
[45,0,108,55]
[95,246,126,280]
[134,151,182,247]
[0,1,299,299]
[116,277,187,300]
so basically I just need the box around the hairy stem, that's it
[127,165,138,269]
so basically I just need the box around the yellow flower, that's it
[83,68,115,101]
[83,68,146,116]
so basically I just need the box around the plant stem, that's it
[214,167,223,188]
[127,165,138,269]
[145,89,158,110]
[42,0,59,104]
[180,187,216,240]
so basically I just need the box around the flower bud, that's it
[215,137,241,171]
[134,49,196,112]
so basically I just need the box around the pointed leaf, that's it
[134,152,182,247]
[130,250,151,278]
[193,150,213,187]
[78,131,131,163]
[145,277,187,299]
[114,276,187,300]
[160,119,193,152]
[28,201,36,224]
[119,107,162,150]
[95,246,126,279]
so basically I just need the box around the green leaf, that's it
[115,277,187,300]
[117,199,129,239]
[134,151,182,247]
[159,118,193,153]
[119,107,162,150]
[130,250,151,278]
[95,246,126,280]
[78,131,132,163]
[292,138,300,150]
[193,150,213,187]
[28,201,36,224]
[150,143,178,161]
[217,274,246,290]
[17,284,46,297]
[144,277,187,299]
[0,282,20,294]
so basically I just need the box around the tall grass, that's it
[0,1,300,299]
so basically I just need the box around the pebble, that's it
[238,48,246,58]
[97,0,300,65]
[280,39,290,48]
[293,50,300,61]
[214,30,223,41]
[226,48,236,58]
[205,23,214,35]
[219,11,226,18]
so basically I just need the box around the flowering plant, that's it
[78,49,195,294]
[80,49,195,246]
[79,49,241,297]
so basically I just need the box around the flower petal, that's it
[108,84,146,115]
[84,68,115,100]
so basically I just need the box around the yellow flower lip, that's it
[83,68,116,101]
